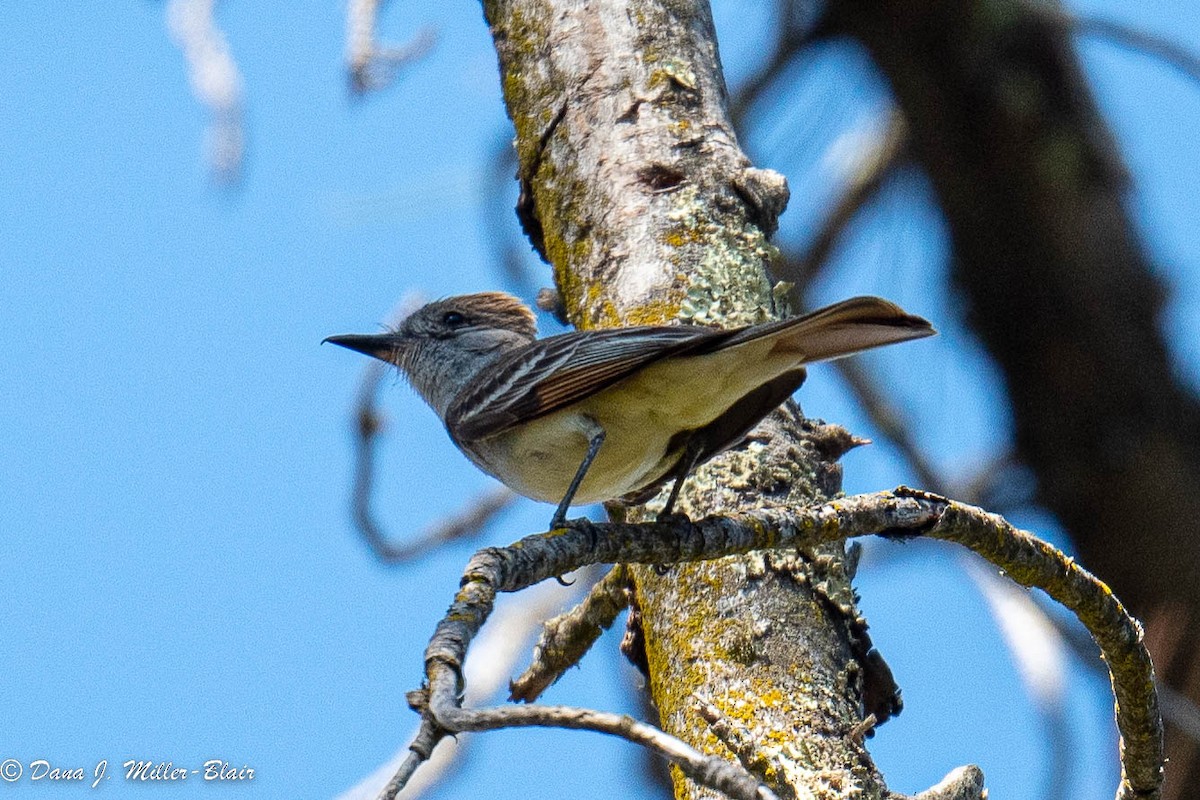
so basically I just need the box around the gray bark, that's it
[481,0,886,796]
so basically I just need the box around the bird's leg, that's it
[549,421,606,531]
[659,437,703,520]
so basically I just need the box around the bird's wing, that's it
[446,324,731,441]
[447,296,933,442]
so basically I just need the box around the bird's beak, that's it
[322,332,405,363]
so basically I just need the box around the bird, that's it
[325,292,934,529]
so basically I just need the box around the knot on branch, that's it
[733,167,790,235]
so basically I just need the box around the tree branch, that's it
[482,2,879,796]
[337,582,573,800]
[484,0,790,328]
[420,687,779,800]
[727,0,814,128]
[509,564,632,702]
[1055,10,1200,86]
[832,3,1200,792]
[776,112,909,297]
[397,489,1160,800]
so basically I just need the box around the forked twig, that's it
[776,112,909,294]
[1049,9,1200,86]
[830,355,943,492]
[345,0,436,94]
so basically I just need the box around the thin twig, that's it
[695,695,768,778]
[381,661,777,800]
[482,135,542,298]
[789,158,1079,786]
[398,489,1160,800]
[345,0,436,94]
[426,685,778,800]
[964,555,1071,800]
[510,564,632,701]
[336,582,571,800]
[166,0,244,183]
[727,0,812,128]
[831,338,1073,791]
[954,452,1022,510]
[376,720,444,800]
[354,447,516,563]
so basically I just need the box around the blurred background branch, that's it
[345,0,436,95]
[166,0,244,182]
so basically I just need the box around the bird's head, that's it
[324,292,539,369]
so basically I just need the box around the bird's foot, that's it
[547,512,584,532]
[654,510,692,526]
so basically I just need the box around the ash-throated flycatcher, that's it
[326,292,933,528]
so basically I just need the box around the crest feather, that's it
[431,292,538,339]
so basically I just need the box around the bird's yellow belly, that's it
[465,343,785,507]
[474,406,680,506]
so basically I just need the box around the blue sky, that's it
[1,2,1197,798]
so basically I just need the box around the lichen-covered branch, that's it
[420,685,779,800]
[481,2,876,798]
[510,564,632,702]
[483,0,789,329]
[391,488,1160,800]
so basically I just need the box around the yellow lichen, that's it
[622,298,683,326]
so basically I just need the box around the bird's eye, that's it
[442,311,467,328]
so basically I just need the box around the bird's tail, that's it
[737,296,935,363]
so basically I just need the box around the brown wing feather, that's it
[447,325,732,441]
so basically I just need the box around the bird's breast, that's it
[459,339,793,507]
[465,405,680,506]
